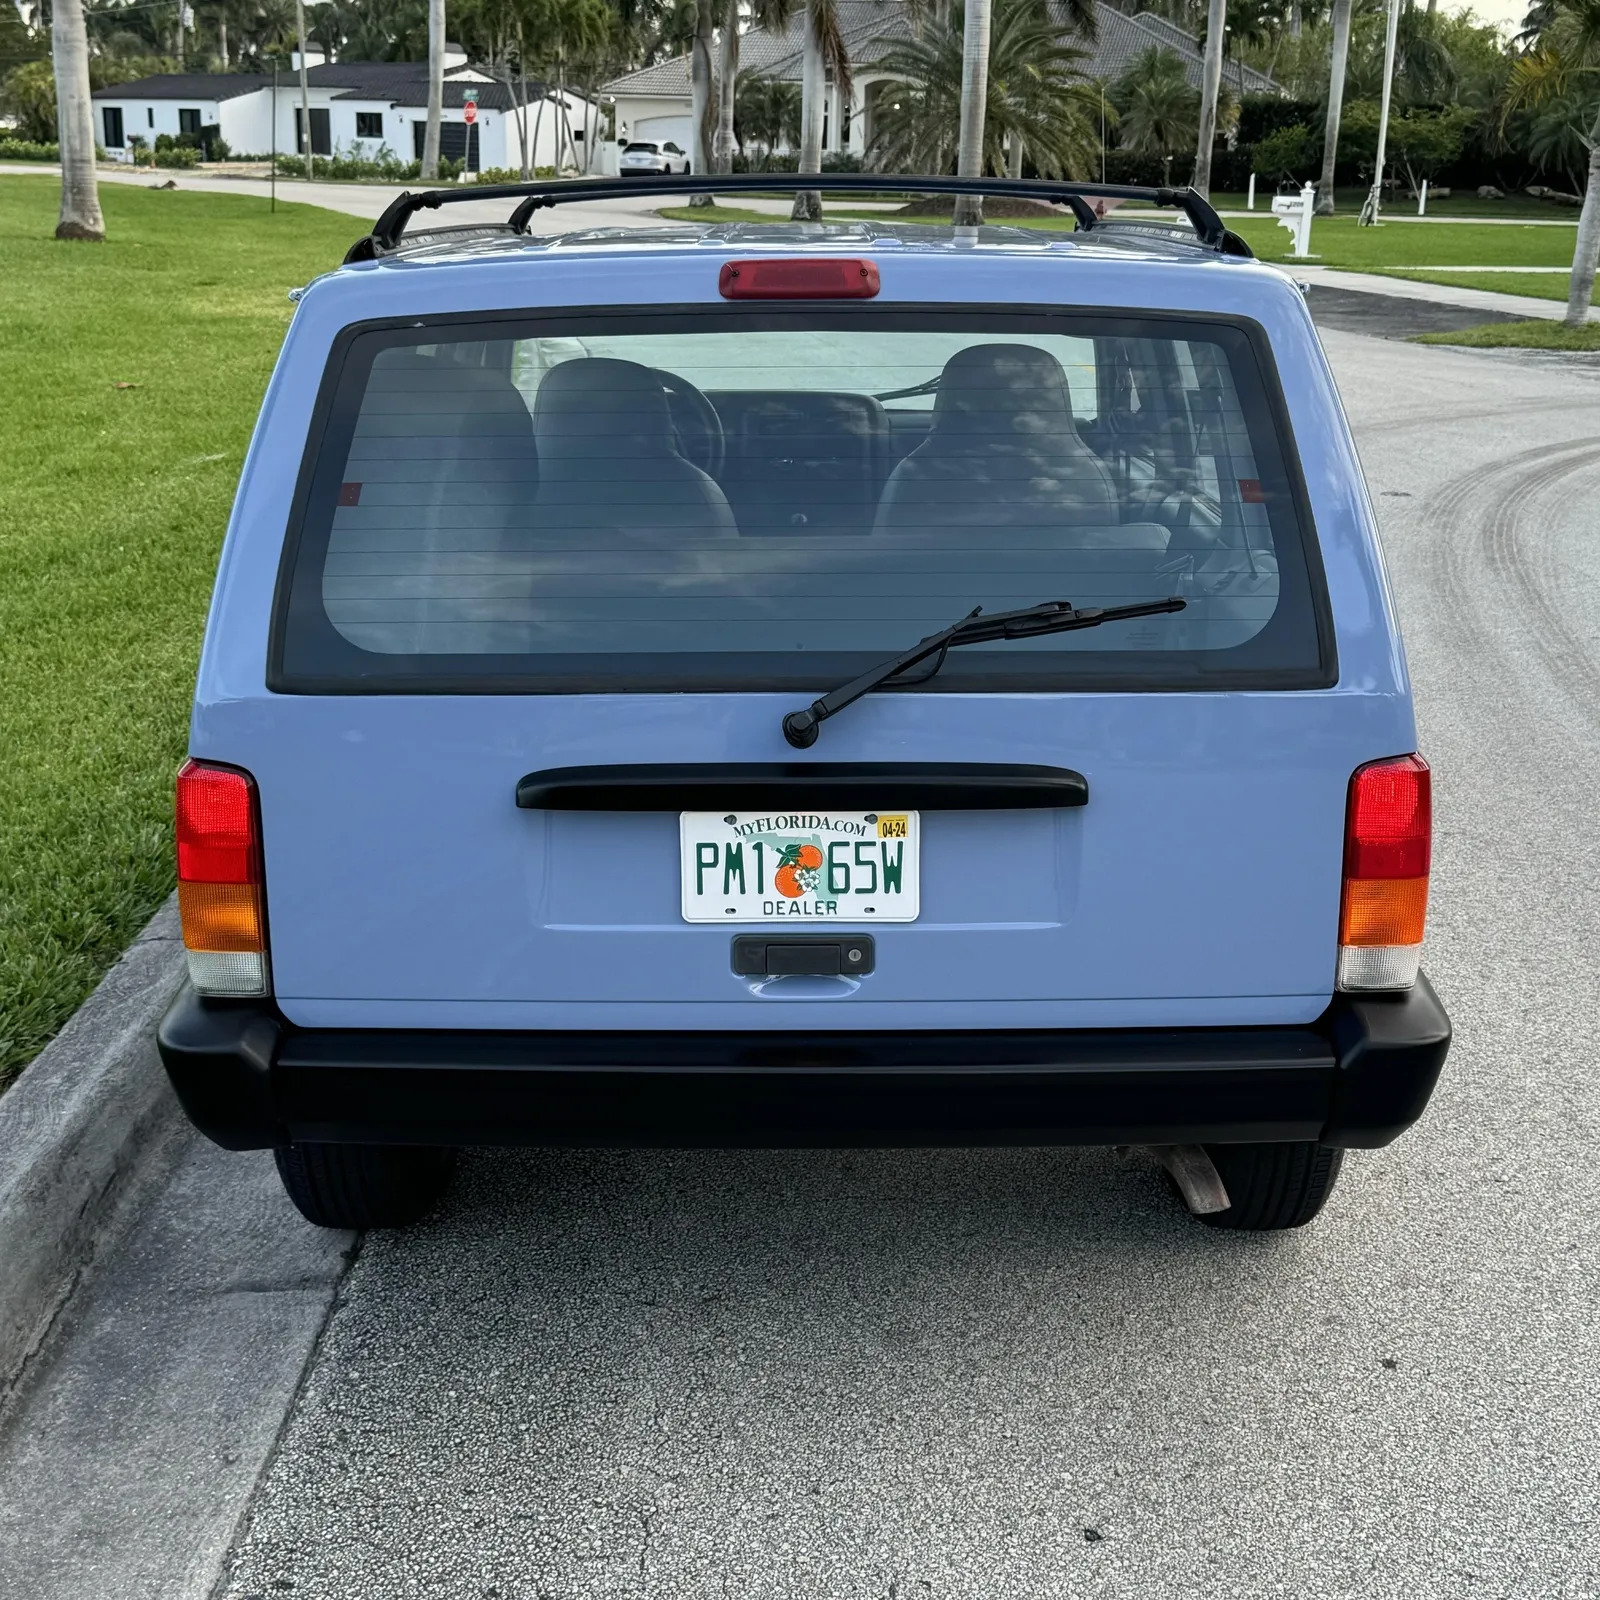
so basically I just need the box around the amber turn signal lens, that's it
[178,880,265,953]
[1338,875,1429,948]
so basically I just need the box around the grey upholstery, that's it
[357,350,539,525]
[873,343,1124,539]
[531,357,737,539]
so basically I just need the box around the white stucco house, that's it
[91,51,602,172]
[604,0,1279,162]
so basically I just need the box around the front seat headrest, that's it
[930,343,1077,441]
[532,357,676,458]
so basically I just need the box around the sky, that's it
[1443,0,1527,33]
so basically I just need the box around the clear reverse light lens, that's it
[1337,943,1422,992]
[186,949,270,997]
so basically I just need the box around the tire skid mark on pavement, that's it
[1420,433,1600,734]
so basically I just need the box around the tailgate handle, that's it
[515,763,1088,811]
[732,935,875,978]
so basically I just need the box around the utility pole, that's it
[1360,0,1401,226]
[295,0,314,181]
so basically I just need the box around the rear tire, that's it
[274,1142,456,1229]
[1196,1141,1344,1230]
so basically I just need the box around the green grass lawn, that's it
[0,176,358,1090]
[1373,268,1595,304]
[1413,318,1600,350]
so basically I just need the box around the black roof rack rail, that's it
[345,173,1252,263]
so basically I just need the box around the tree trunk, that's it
[176,0,185,66]
[714,0,739,175]
[1007,132,1023,178]
[1289,0,1300,38]
[218,11,229,68]
[531,92,546,175]
[1565,138,1600,329]
[1316,0,1352,215]
[295,0,314,180]
[516,28,530,180]
[1192,0,1226,198]
[953,0,992,225]
[422,0,444,180]
[792,3,824,220]
[690,1,717,203]
[52,0,103,240]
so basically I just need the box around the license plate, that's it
[680,810,920,923]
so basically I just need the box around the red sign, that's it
[463,98,477,125]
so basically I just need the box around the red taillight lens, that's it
[176,759,269,994]
[1338,755,1430,990]
[718,258,880,299]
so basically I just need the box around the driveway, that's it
[2,296,1598,1600]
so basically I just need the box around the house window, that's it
[103,106,124,148]
[355,111,383,139]
[178,107,201,135]
[147,107,154,127]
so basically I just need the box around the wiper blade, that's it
[781,596,1186,749]
[872,375,942,403]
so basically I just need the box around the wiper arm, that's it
[781,595,1187,749]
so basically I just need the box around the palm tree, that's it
[1501,0,1600,327]
[1111,44,1200,156]
[1191,0,1226,196]
[422,0,444,180]
[51,0,104,240]
[1317,0,1352,213]
[791,0,848,219]
[735,71,801,165]
[953,0,993,222]
[715,0,797,175]
[869,0,1101,182]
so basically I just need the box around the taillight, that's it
[175,759,270,997]
[718,258,880,299]
[1337,754,1431,991]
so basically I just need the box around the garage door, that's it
[635,115,692,148]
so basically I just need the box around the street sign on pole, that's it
[463,98,477,125]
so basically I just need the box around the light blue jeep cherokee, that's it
[158,176,1450,1233]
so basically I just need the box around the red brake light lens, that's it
[718,258,881,300]
[176,760,260,885]
[1343,755,1431,881]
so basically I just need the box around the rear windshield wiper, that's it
[782,596,1186,748]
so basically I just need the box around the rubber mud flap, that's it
[1323,973,1452,1148]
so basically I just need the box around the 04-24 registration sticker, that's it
[679,810,921,923]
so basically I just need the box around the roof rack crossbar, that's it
[352,173,1244,262]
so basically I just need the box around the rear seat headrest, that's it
[532,357,677,457]
[931,343,1078,439]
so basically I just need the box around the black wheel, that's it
[274,1142,456,1229]
[1196,1141,1344,1231]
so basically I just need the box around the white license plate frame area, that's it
[679,810,921,924]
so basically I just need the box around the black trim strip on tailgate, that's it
[514,762,1088,811]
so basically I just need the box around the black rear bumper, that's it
[156,978,1450,1152]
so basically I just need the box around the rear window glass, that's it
[624,142,659,152]
[272,307,1331,693]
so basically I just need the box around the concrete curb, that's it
[0,898,189,1401]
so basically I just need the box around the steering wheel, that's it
[653,369,725,480]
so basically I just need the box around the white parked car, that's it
[620,139,690,175]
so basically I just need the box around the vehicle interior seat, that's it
[872,343,1150,545]
[354,350,540,530]
[530,357,737,540]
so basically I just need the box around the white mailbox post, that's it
[1271,182,1316,259]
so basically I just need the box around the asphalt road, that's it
[3,313,1598,1600]
[209,329,1600,1599]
